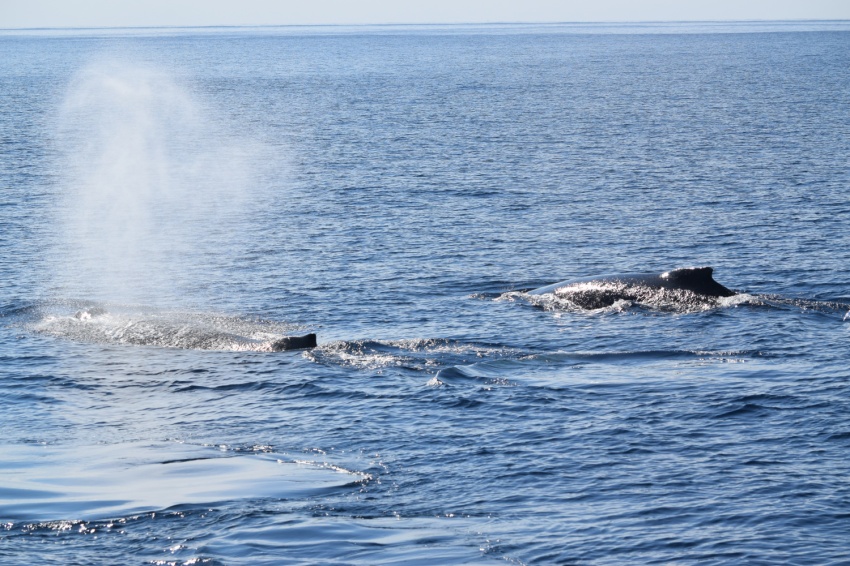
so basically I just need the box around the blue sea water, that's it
[2,21,850,564]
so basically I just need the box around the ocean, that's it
[1,21,850,564]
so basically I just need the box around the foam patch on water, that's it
[0,441,367,522]
[27,302,310,352]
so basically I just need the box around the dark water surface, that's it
[2,22,850,564]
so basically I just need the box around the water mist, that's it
[54,62,260,306]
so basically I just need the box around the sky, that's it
[1,0,849,29]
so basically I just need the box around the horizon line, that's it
[3,18,850,33]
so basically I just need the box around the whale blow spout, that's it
[271,333,318,351]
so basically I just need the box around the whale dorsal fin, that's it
[662,266,713,282]
[661,266,735,297]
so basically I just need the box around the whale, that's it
[271,333,317,351]
[66,306,318,352]
[528,266,736,310]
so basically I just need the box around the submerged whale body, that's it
[39,305,318,352]
[528,266,736,310]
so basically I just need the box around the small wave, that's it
[713,403,771,419]
[23,301,311,352]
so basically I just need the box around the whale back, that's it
[528,266,736,307]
